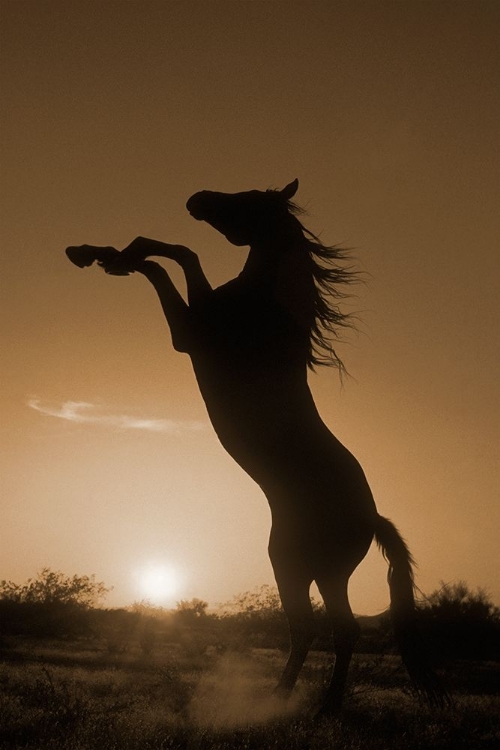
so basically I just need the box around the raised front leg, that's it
[112,237,212,305]
[66,243,196,352]
[67,237,212,306]
[135,260,197,353]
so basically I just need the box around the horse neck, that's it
[240,242,279,282]
[241,240,315,332]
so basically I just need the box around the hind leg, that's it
[272,570,316,698]
[315,576,360,716]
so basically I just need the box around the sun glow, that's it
[135,563,181,605]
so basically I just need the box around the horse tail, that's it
[374,514,449,707]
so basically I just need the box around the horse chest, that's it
[195,282,294,361]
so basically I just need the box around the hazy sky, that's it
[1,1,499,613]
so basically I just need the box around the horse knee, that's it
[171,323,194,352]
[172,335,191,353]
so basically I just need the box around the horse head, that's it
[186,179,299,247]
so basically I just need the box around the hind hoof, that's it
[313,702,342,721]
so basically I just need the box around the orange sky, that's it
[1,1,499,613]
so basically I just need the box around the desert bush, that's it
[218,585,289,650]
[2,573,499,662]
[174,598,209,622]
[0,569,110,640]
[0,568,109,607]
[418,581,500,661]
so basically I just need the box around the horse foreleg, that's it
[120,237,212,304]
[135,260,195,353]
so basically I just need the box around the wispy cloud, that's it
[27,398,205,434]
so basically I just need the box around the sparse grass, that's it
[0,638,498,749]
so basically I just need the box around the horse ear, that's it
[280,178,299,201]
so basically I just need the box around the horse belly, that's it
[268,511,375,581]
[266,445,377,576]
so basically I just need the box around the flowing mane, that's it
[279,194,359,374]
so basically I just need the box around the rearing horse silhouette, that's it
[66,179,444,715]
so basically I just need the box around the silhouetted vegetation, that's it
[1,573,499,747]
[0,569,110,639]
[418,581,500,662]
[1,574,499,663]
[0,568,109,606]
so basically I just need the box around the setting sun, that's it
[135,564,180,605]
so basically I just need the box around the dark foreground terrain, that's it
[0,637,498,749]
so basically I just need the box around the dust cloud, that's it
[189,653,306,729]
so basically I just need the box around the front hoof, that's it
[66,246,95,268]
[101,263,133,276]
[66,246,119,269]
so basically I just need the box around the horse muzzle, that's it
[186,191,211,220]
